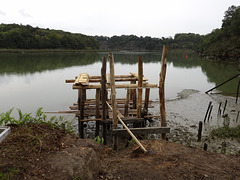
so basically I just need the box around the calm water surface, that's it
[0,50,239,115]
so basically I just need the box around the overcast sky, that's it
[0,0,238,38]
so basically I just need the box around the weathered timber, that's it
[112,127,170,136]
[204,101,212,123]
[109,53,118,150]
[159,45,168,140]
[78,88,85,138]
[101,56,107,145]
[137,56,143,118]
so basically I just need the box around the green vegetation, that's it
[95,33,203,51]
[211,125,240,142]
[0,107,74,133]
[0,167,20,180]
[199,5,240,61]
[0,24,99,50]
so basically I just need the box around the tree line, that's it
[95,33,203,51]
[0,24,99,50]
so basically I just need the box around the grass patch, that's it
[210,125,240,141]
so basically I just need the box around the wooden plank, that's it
[106,73,110,84]
[159,45,168,140]
[95,88,101,136]
[137,56,143,118]
[112,127,170,136]
[79,73,89,85]
[109,52,118,150]
[73,83,158,89]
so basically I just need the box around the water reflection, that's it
[0,50,238,114]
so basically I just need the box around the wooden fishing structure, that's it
[65,46,170,150]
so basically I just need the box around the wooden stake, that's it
[159,45,168,140]
[137,56,143,118]
[109,53,118,150]
[101,56,107,145]
[198,121,203,141]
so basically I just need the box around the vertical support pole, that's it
[130,80,137,109]
[95,88,100,137]
[198,121,203,141]
[144,88,150,115]
[78,87,85,138]
[159,45,168,140]
[236,78,240,104]
[124,89,130,117]
[109,53,118,150]
[204,101,212,123]
[101,56,107,145]
[137,56,143,118]
[223,100,228,115]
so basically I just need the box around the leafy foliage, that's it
[0,24,99,50]
[0,108,74,133]
[199,5,240,60]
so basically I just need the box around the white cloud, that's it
[18,9,31,18]
[0,9,6,16]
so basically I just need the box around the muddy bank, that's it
[149,89,240,154]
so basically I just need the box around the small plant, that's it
[0,108,75,134]
[128,138,135,146]
[94,136,104,145]
[0,167,20,180]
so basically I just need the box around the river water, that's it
[0,50,239,116]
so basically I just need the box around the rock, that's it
[48,137,102,180]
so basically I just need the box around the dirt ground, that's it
[1,124,240,180]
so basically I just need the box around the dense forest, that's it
[0,24,99,50]
[95,33,203,51]
[199,5,240,60]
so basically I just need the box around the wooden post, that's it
[137,56,143,118]
[159,45,168,140]
[101,56,107,145]
[236,79,240,104]
[124,89,130,117]
[198,121,203,142]
[204,101,212,123]
[223,100,228,115]
[144,88,150,115]
[78,87,84,138]
[95,88,100,137]
[131,80,137,109]
[109,53,118,150]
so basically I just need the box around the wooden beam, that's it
[72,83,158,89]
[159,45,168,140]
[112,127,170,136]
[109,53,118,150]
